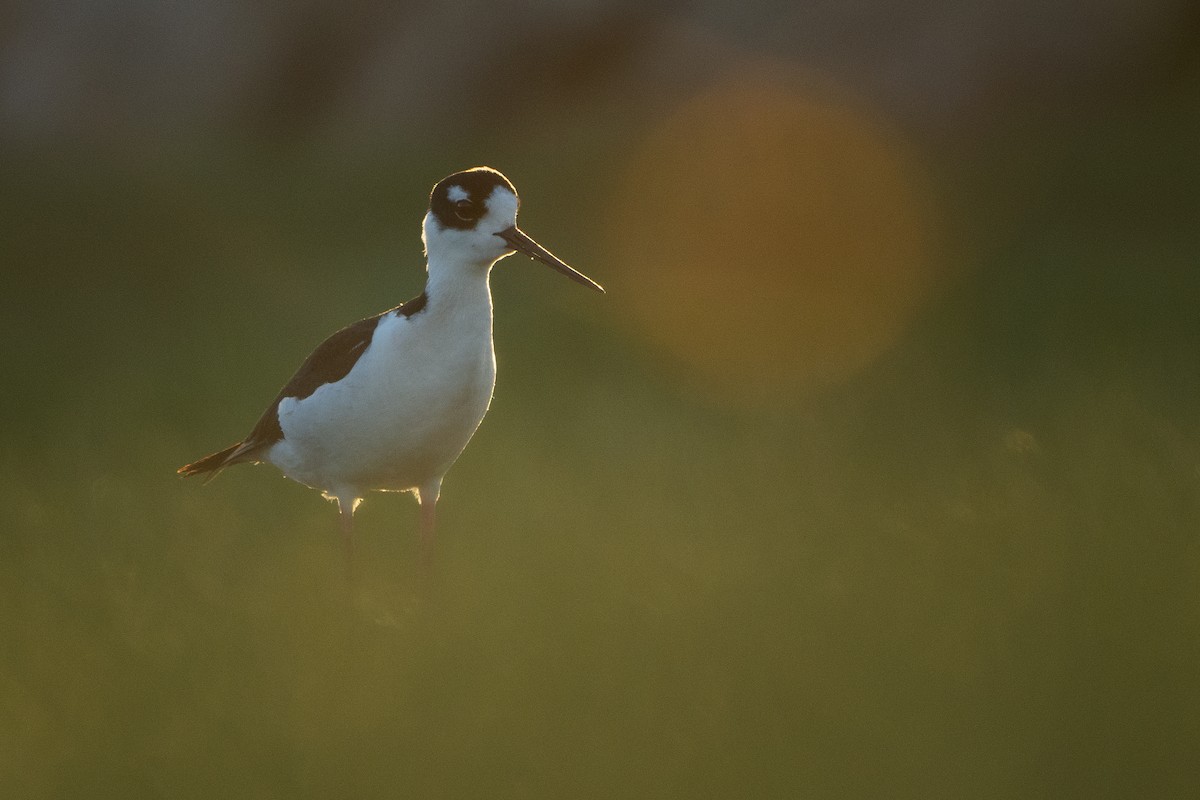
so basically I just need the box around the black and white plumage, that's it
[178,167,603,553]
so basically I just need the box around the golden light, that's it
[606,65,942,406]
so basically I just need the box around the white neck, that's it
[419,253,495,355]
[425,252,493,302]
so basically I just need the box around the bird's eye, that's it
[454,199,480,221]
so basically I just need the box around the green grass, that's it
[2,76,1199,798]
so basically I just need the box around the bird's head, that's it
[422,167,604,292]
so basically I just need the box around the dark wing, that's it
[244,292,429,450]
[178,293,429,479]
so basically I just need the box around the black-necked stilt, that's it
[179,167,604,556]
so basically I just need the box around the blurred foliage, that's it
[1,49,1199,800]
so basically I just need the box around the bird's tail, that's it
[177,440,259,483]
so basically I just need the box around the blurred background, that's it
[2,1,1199,797]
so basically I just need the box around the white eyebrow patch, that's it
[447,185,469,202]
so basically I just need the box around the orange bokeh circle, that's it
[607,68,941,405]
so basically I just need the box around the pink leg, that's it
[416,479,441,565]
[337,496,359,579]
[419,499,437,550]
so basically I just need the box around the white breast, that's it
[268,285,496,498]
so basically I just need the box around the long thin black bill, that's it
[495,226,605,293]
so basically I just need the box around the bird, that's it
[178,166,604,557]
